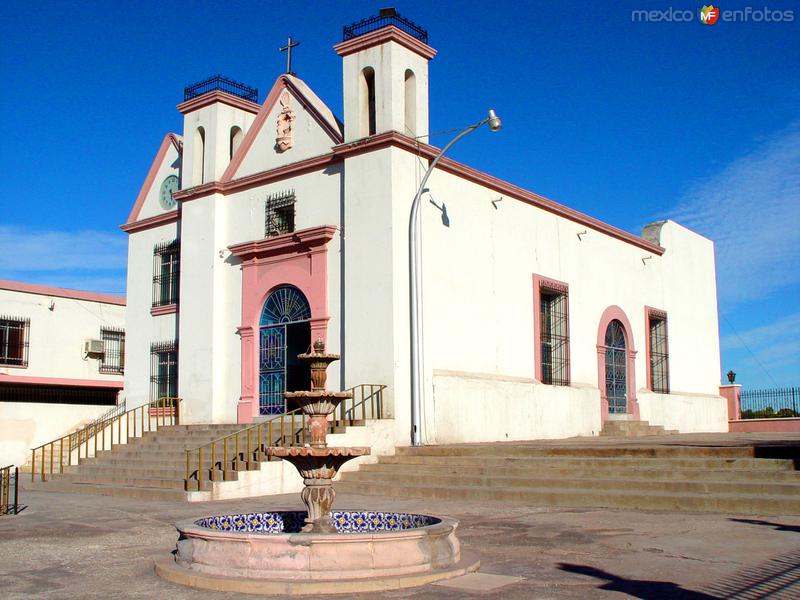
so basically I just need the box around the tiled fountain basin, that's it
[156,510,479,594]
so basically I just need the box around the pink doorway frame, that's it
[228,225,337,423]
[596,305,639,423]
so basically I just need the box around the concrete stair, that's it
[24,419,367,501]
[600,420,678,437]
[335,442,800,515]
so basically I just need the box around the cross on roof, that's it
[279,36,300,74]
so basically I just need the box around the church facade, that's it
[121,14,727,446]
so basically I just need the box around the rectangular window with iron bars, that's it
[647,308,670,394]
[99,327,125,374]
[534,277,570,386]
[150,341,178,401]
[0,316,29,367]
[265,190,296,237]
[152,239,180,307]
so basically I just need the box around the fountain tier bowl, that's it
[155,510,479,595]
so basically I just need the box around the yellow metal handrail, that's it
[30,397,181,482]
[184,384,386,491]
[1,464,19,515]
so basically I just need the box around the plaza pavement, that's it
[1,487,798,599]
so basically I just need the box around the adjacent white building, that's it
[0,280,126,465]
[121,11,727,447]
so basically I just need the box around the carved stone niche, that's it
[275,90,296,152]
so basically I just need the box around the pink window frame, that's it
[645,306,669,393]
[531,274,570,385]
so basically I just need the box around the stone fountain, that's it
[155,339,478,595]
[268,339,369,533]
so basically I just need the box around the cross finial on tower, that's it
[279,36,300,74]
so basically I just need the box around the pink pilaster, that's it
[720,384,742,421]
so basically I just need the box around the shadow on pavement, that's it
[557,563,717,599]
[729,517,800,533]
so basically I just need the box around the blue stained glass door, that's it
[605,320,627,414]
[258,286,311,416]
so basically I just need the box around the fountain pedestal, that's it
[267,446,369,533]
[158,339,478,594]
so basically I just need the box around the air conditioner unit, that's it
[84,339,105,355]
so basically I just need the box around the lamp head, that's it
[487,109,502,132]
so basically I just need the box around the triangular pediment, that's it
[222,75,343,182]
[125,133,182,224]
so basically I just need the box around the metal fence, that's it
[343,10,428,43]
[740,387,799,419]
[184,75,258,103]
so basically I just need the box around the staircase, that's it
[23,419,363,501]
[336,441,800,515]
[600,420,678,437]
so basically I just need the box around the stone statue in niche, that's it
[275,90,296,152]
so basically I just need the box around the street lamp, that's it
[408,109,502,446]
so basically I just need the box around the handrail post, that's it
[31,449,35,483]
[211,442,216,478]
[185,450,190,491]
[198,447,203,491]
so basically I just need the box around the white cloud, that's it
[667,122,800,306]
[0,226,127,294]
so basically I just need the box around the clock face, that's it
[159,175,180,210]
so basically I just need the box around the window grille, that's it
[99,327,125,374]
[265,190,296,238]
[0,316,29,367]
[648,309,669,393]
[150,341,178,401]
[152,240,180,307]
[540,285,570,386]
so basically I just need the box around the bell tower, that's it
[335,8,436,142]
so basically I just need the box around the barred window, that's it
[648,309,669,393]
[99,327,125,374]
[265,190,296,237]
[152,240,180,307]
[540,284,570,386]
[0,316,29,367]
[150,341,178,401]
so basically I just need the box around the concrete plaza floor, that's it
[1,488,798,599]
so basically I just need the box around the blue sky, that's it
[0,1,797,387]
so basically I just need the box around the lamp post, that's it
[408,109,502,446]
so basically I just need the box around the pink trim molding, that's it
[229,225,337,424]
[174,153,337,203]
[0,279,125,306]
[120,210,180,234]
[333,25,437,60]
[596,305,639,422]
[333,132,664,256]
[177,90,261,115]
[644,306,668,392]
[125,133,182,224]
[151,303,178,316]
[0,374,124,388]
[221,75,343,183]
[531,274,570,384]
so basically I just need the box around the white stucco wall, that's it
[0,286,126,465]
[136,141,182,222]
[124,223,179,409]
